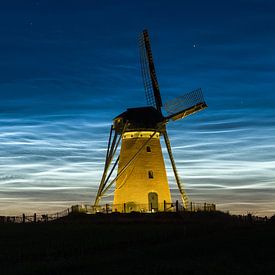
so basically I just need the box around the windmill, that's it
[93,30,207,212]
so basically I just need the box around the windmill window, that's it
[148,170,154,179]
[146,146,151,152]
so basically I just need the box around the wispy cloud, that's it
[0,0,274,216]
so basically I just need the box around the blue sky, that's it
[0,0,275,216]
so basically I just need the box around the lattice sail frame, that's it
[139,34,156,108]
[164,88,207,121]
[139,30,162,111]
[164,88,204,115]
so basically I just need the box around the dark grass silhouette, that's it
[1,212,275,275]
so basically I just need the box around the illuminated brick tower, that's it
[94,30,207,212]
[112,108,171,212]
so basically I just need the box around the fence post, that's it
[22,213,25,224]
[106,204,109,214]
[123,203,126,213]
[176,200,179,212]
[190,202,193,212]
[151,203,153,213]
[164,200,166,212]
[34,213,37,223]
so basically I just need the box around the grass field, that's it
[1,212,275,274]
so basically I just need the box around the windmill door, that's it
[148,192,158,212]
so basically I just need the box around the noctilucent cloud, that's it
[0,0,275,216]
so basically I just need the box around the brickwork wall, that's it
[113,131,172,211]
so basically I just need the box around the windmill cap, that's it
[113,106,165,133]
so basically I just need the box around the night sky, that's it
[0,0,275,216]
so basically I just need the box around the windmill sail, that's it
[163,130,188,208]
[164,88,207,121]
[139,29,162,112]
[94,30,210,212]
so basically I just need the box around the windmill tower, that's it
[94,30,207,212]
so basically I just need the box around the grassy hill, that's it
[1,212,275,274]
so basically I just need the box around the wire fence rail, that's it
[0,201,216,223]
[72,201,216,214]
[0,208,71,224]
